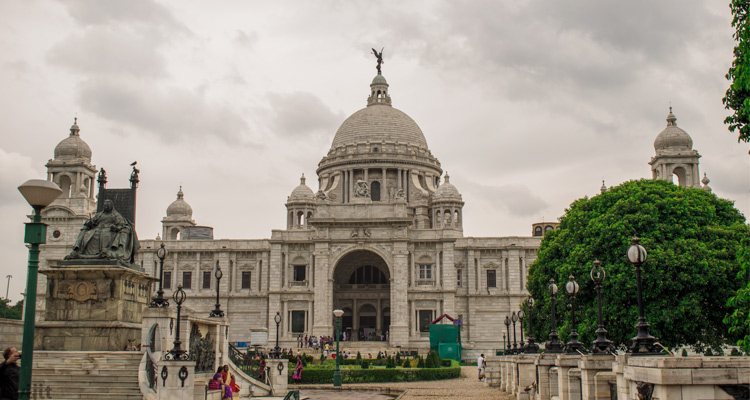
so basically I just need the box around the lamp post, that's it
[517,309,525,353]
[149,243,169,308]
[4,275,11,319]
[273,312,282,358]
[333,309,344,387]
[627,236,659,355]
[565,275,585,354]
[546,278,564,353]
[17,179,62,400]
[166,285,189,360]
[511,311,518,354]
[209,264,224,317]
[590,260,614,354]
[503,333,506,355]
[504,316,511,354]
[525,297,539,353]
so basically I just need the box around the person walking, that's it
[477,353,485,381]
[0,347,20,400]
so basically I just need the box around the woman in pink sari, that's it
[292,358,303,383]
[210,367,232,399]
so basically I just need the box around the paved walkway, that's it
[292,366,512,400]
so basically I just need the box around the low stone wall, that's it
[0,318,23,351]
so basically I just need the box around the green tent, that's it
[428,314,462,361]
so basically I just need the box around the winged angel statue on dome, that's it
[372,47,384,75]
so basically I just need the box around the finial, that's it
[177,186,184,199]
[600,179,607,194]
[667,105,677,126]
[300,173,306,185]
[701,173,712,192]
[70,116,80,136]
[372,47,384,75]
[444,172,450,183]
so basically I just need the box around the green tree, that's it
[723,235,750,352]
[0,299,23,320]
[526,179,747,352]
[724,0,750,142]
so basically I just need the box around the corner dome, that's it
[433,173,462,201]
[54,119,92,161]
[166,187,193,218]
[289,174,314,201]
[654,108,693,152]
[331,106,429,149]
[371,74,388,86]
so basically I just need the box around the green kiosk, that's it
[428,314,462,362]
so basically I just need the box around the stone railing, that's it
[486,353,750,400]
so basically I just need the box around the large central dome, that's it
[331,105,428,148]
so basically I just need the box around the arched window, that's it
[371,181,381,201]
[534,226,543,236]
[297,211,304,227]
[59,175,72,198]
[348,265,387,284]
[545,225,554,233]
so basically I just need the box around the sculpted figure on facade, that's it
[315,190,328,201]
[65,199,140,264]
[354,180,370,198]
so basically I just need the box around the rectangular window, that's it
[291,310,306,333]
[487,269,497,288]
[293,265,306,282]
[457,269,462,287]
[202,271,211,289]
[242,271,251,289]
[182,271,192,289]
[418,310,434,332]
[163,271,172,289]
[418,264,432,280]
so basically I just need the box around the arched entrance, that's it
[332,250,390,342]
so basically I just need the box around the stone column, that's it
[613,354,630,400]
[268,358,289,397]
[376,298,382,332]
[579,354,615,400]
[390,245,409,346]
[555,354,581,400]
[535,353,558,400]
[515,354,539,399]
[157,360,196,400]
[312,246,331,336]
[382,168,387,201]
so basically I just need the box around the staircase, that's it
[32,351,143,400]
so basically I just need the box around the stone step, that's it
[31,379,138,388]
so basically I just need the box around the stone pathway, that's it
[292,366,512,400]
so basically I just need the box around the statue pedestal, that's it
[36,262,156,351]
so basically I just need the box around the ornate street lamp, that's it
[17,179,62,400]
[546,279,564,353]
[272,312,282,358]
[504,315,512,354]
[166,285,189,360]
[627,236,659,355]
[511,311,519,354]
[333,309,344,387]
[209,264,224,317]
[150,243,169,308]
[590,260,614,354]
[565,275,585,354]
[525,297,539,353]
[4,275,11,319]
[517,309,526,352]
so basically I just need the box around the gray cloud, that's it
[460,177,548,217]
[267,91,345,139]
[57,0,185,29]
[77,78,251,145]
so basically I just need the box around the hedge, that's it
[289,360,461,384]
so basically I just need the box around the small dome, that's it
[371,74,388,86]
[54,119,92,161]
[289,174,314,201]
[166,187,193,218]
[654,108,693,151]
[433,173,462,200]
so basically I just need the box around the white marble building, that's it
[36,72,551,357]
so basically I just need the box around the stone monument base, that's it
[36,263,155,351]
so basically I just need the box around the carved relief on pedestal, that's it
[66,281,97,302]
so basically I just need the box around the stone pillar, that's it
[382,168,387,201]
[390,245,409,346]
[555,354,581,400]
[312,246,331,336]
[158,360,196,400]
[516,354,539,399]
[484,355,501,387]
[579,354,615,400]
[268,358,289,397]
[535,353,558,400]
[567,368,581,400]
[141,307,173,354]
[612,354,630,400]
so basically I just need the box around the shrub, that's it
[377,352,382,360]
[386,357,396,369]
[395,352,401,363]
[319,353,326,362]
[681,348,688,357]
[417,357,425,368]
[356,352,362,365]
[705,348,714,356]
[361,360,370,369]
[731,348,741,356]
[290,360,461,384]
[402,359,411,368]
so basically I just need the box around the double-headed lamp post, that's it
[627,236,659,355]
[590,260,614,354]
[150,243,169,308]
[17,179,62,400]
[546,279,564,353]
[273,312,282,358]
[209,264,224,317]
[504,316,512,354]
[525,297,539,353]
[565,275,585,354]
[517,309,525,353]
[333,309,344,387]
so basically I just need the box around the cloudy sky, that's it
[1,0,747,302]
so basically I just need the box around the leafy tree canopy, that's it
[526,179,747,352]
[724,0,750,142]
[723,235,750,352]
[0,299,23,320]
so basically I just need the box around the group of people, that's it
[297,334,340,350]
[0,347,20,400]
[208,365,239,400]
